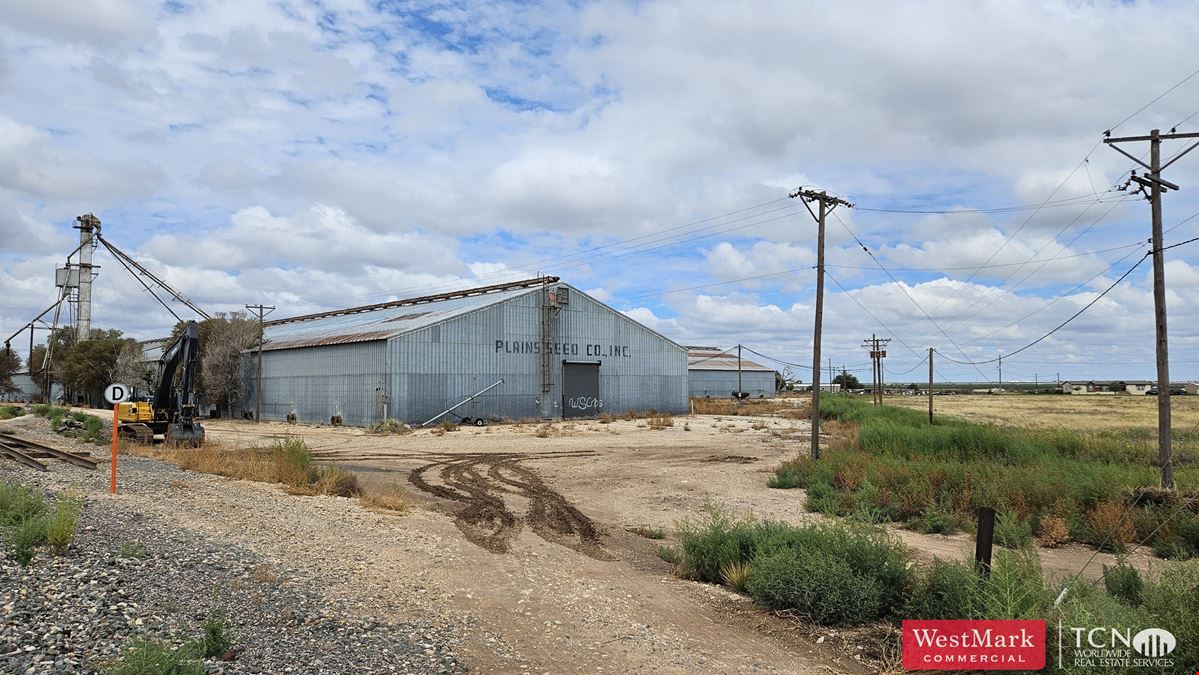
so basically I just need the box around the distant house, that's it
[1186,383,1199,396]
[1118,381,1152,395]
[1060,380,1151,395]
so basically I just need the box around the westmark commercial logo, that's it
[902,620,1046,670]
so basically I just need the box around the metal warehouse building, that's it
[245,277,689,426]
[687,347,777,398]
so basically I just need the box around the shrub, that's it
[7,515,47,565]
[367,419,410,434]
[105,638,205,675]
[907,558,983,619]
[912,504,960,535]
[118,542,147,559]
[767,462,804,489]
[676,505,761,583]
[313,466,361,497]
[45,496,82,554]
[1102,563,1144,606]
[272,437,318,487]
[1036,515,1071,548]
[656,546,682,565]
[647,413,674,429]
[0,482,47,526]
[974,549,1053,619]
[359,484,410,513]
[1084,500,1136,552]
[721,560,753,592]
[994,510,1033,549]
[627,525,665,540]
[747,546,887,626]
[0,404,23,419]
[198,610,234,659]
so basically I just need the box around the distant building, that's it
[686,347,777,398]
[1187,383,1199,396]
[1,373,62,403]
[1060,380,1152,395]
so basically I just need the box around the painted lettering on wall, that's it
[494,340,631,357]
[567,396,604,411]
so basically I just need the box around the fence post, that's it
[975,507,996,579]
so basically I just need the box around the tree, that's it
[169,313,259,415]
[27,344,48,400]
[109,340,155,393]
[0,349,20,395]
[58,329,127,405]
[833,371,861,390]
[198,313,259,416]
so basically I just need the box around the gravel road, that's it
[0,429,467,673]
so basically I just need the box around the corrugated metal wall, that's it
[246,341,387,426]
[247,285,688,426]
[388,286,688,423]
[688,369,777,398]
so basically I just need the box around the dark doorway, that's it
[562,362,601,419]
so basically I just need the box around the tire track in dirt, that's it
[407,452,609,558]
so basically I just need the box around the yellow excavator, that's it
[116,321,205,445]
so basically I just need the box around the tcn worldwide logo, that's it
[1058,622,1176,670]
[902,620,1046,670]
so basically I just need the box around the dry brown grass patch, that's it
[647,413,674,429]
[1036,515,1071,548]
[359,483,411,514]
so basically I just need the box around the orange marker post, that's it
[111,403,118,494]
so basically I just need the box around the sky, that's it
[2,0,1199,384]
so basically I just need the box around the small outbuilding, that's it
[244,277,688,426]
[686,346,777,398]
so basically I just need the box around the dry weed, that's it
[647,413,674,430]
[359,483,411,514]
[1087,500,1136,547]
[253,562,279,584]
[1036,515,1071,548]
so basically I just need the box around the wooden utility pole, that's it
[245,304,276,423]
[928,347,934,424]
[789,187,852,459]
[863,335,890,405]
[997,352,1003,386]
[1104,128,1199,489]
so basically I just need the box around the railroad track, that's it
[0,433,99,472]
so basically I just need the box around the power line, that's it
[936,253,1149,366]
[963,244,1149,346]
[853,193,1125,215]
[1107,65,1199,134]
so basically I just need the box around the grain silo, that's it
[244,277,688,425]
[687,346,777,398]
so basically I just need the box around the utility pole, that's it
[1035,373,1038,394]
[928,347,934,424]
[245,304,276,423]
[998,352,1003,386]
[1104,128,1199,489]
[862,335,890,406]
[790,187,852,459]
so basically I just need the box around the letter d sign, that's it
[104,383,130,405]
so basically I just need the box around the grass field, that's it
[772,395,1199,560]
[885,392,1199,431]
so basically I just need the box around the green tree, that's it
[59,329,127,405]
[0,348,20,395]
[833,372,861,390]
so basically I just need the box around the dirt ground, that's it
[885,392,1199,430]
[190,406,1154,672]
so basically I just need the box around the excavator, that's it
[117,320,205,446]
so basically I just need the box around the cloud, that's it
[2,0,1199,384]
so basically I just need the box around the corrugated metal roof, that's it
[262,285,538,352]
[687,348,774,372]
